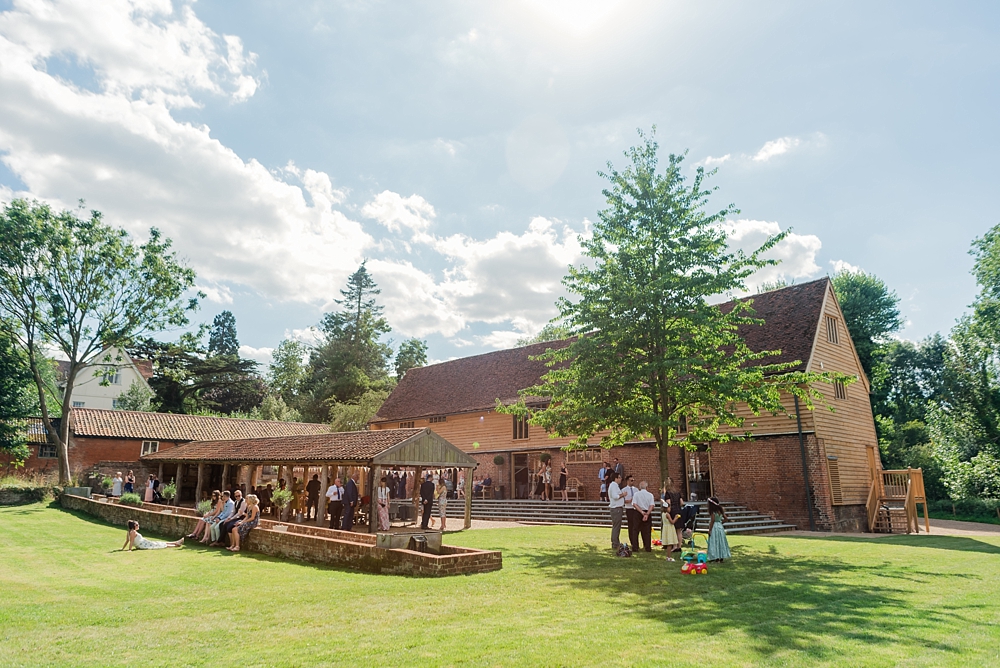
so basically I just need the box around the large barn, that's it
[370,278,881,532]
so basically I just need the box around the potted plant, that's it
[100,475,113,493]
[271,488,293,521]
[493,454,505,466]
[539,452,552,464]
[196,499,213,516]
[160,483,177,504]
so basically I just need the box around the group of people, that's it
[607,474,732,563]
[109,471,135,497]
[529,462,569,501]
[598,459,626,502]
[185,489,261,552]
[418,473,452,531]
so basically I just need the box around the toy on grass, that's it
[652,539,662,546]
[679,533,709,574]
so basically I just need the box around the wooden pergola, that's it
[141,427,479,532]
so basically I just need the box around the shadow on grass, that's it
[780,533,1000,555]
[509,540,975,662]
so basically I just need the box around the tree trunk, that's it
[27,343,69,484]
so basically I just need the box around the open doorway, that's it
[684,444,712,501]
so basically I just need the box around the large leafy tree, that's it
[208,310,239,357]
[303,262,393,421]
[831,270,903,379]
[506,132,848,481]
[0,200,197,483]
[394,338,428,380]
[129,333,264,415]
[0,322,38,468]
[268,339,309,407]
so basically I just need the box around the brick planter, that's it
[60,494,501,577]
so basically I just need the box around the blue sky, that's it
[1,1,997,365]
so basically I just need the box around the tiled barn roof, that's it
[141,428,432,463]
[373,278,830,421]
[70,408,330,442]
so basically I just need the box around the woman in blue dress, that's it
[706,497,731,562]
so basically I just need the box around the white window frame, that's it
[72,401,85,408]
[141,440,159,456]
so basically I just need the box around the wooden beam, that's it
[175,462,184,506]
[368,466,380,534]
[413,465,423,527]
[195,463,205,504]
[317,465,329,527]
[157,463,163,483]
[464,469,473,530]
[221,463,230,494]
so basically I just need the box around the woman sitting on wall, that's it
[121,520,184,551]
[227,494,260,553]
[186,490,222,541]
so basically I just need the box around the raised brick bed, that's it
[61,494,501,577]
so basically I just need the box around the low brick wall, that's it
[60,494,501,577]
[0,487,50,506]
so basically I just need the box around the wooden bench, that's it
[565,477,582,501]
[474,484,492,500]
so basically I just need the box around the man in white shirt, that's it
[622,475,638,551]
[325,477,344,530]
[632,481,656,553]
[607,471,627,550]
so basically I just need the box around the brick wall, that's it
[709,434,849,531]
[59,494,502,577]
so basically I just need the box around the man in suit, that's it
[341,472,359,531]
[613,458,625,478]
[419,473,435,530]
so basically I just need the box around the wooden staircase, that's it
[867,468,930,534]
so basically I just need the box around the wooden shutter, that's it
[828,458,843,505]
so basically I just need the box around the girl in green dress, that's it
[706,497,731,562]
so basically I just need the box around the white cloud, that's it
[0,0,371,305]
[198,283,233,305]
[239,344,273,365]
[701,154,730,167]
[362,191,435,236]
[752,136,801,162]
[720,219,822,291]
[830,259,862,275]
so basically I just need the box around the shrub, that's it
[160,483,177,501]
[101,476,114,489]
[119,492,143,507]
[196,499,213,515]
[539,452,552,463]
[493,455,505,466]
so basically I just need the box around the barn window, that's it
[828,456,843,505]
[513,415,529,440]
[399,421,415,429]
[834,381,847,400]
[677,414,688,434]
[38,444,57,458]
[141,440,159,456]
[429,416,447,424]
[826,315,839,344]
[567,448,603,463]
[72,401,85,408]
[102,369,121,385]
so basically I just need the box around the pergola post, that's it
[413,465,423,527]
[157,463,163,483]
[221,464,230,493]
[247,465,258,493]
[175,463,184,506]
[195,463,205,504]
[369,466,381,534]
[464,467,473,530]
[317,465,329,527]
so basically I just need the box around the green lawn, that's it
[1,504,999,667]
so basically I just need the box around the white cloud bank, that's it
[0,1,838,356]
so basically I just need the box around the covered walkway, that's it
[142,427,478,531]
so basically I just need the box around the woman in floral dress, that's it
[121,521,184,550]
[228,494,260,552]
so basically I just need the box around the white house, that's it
[57,347,154,411]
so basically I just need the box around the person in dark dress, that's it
[419,474,435,530]
[398,472,408,499]
[341,472,359,531]
[665,478,684,552]
[558,465,568,501]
